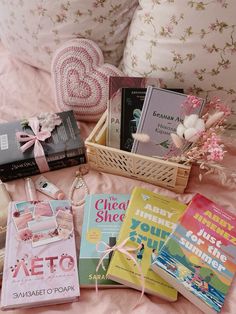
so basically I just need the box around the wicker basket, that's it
[85,111,191,193]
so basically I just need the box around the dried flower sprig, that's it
[169,97,236,185]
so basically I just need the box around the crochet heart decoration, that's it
[51,39,123,121]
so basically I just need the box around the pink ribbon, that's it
[96,238,145,307]
[16,117,51,173]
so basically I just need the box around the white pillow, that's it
[122,0,236,125]
[0,0,138,72]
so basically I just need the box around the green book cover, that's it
[79,194,130,287]
[106,187,187,300]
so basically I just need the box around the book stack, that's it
[79,188,236,314]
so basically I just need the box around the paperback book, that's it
[106,187,187,300]
[1,200,80,310]
[79,194,130,287]
[107,76,161,149]
[152,193,236,314]
[120,88,146,152]
[132,87,205,158]
[0,181,11,284]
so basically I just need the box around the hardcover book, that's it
[79,194,130,287]
[106,187,187,300]
[120,88,146,152]
[107,76,161,149]
[131,87,205,158]
[1,200,80,310]
[0,110,86,181]
[152,193,236,314]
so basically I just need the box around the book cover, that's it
[0,182,11,283]
[107,76,161,149]
[131,87,205,158]
[106,187,187,300]
[120,88,146,152]
[0,110,86,182]
[1,200,80,310]
[79,194,130,287]
[152,193,236,314]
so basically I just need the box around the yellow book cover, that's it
[106,187,187,300]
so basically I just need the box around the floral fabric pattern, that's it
[0,0,138,72]
[121,0,236,127]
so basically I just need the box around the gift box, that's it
[0,111,86,181]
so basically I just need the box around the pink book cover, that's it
[1,200,80,310]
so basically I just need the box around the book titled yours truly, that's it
[79,194,130,287]
[152,194,236,314]
[132,87,205,158]
[107,77,161,149]
[1,200,80,310]
[106,187,187,300]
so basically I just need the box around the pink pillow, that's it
[51,39,123,122]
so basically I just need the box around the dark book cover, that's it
[107,76,161,148]
[0,111,86,181]
[120,88,147,152]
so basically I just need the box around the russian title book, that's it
[1,200,80,310]
[131,87,205,158]
[0,110,86,181]
[120,88,146,152]
[107,76,161,149]
[152,193,236,314]
[106,187,187,300]
[0,181,11,284]
[79,194,130,287]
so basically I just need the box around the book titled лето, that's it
[1,200,80,310]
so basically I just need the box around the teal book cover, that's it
[79,194,130,287]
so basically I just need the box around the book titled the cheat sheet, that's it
[0,200,80,310]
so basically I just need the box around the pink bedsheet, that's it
[0,42,236,314]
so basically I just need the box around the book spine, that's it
[1,202,12,307]
[131,86,153,153]
[0,151,87,182]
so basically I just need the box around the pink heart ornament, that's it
[52,39,123,121]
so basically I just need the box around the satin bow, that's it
[16,117,51,173]
[96,237,145,307]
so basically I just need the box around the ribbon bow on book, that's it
[16,117,53,173]
[96,237,145,306]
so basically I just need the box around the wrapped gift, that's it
[0,111,86,181]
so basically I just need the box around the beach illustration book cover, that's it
[1,200,80,310]
[152,193,236,314]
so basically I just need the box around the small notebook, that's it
[1,200,80,310]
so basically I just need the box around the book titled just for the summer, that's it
[106,187,187,300]
[152,194,236,314]
[1,200,80,310]
[79,194,130,287]
[132,87,205,158]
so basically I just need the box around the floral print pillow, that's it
[0,0,138,72]
[121,0,236,127]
